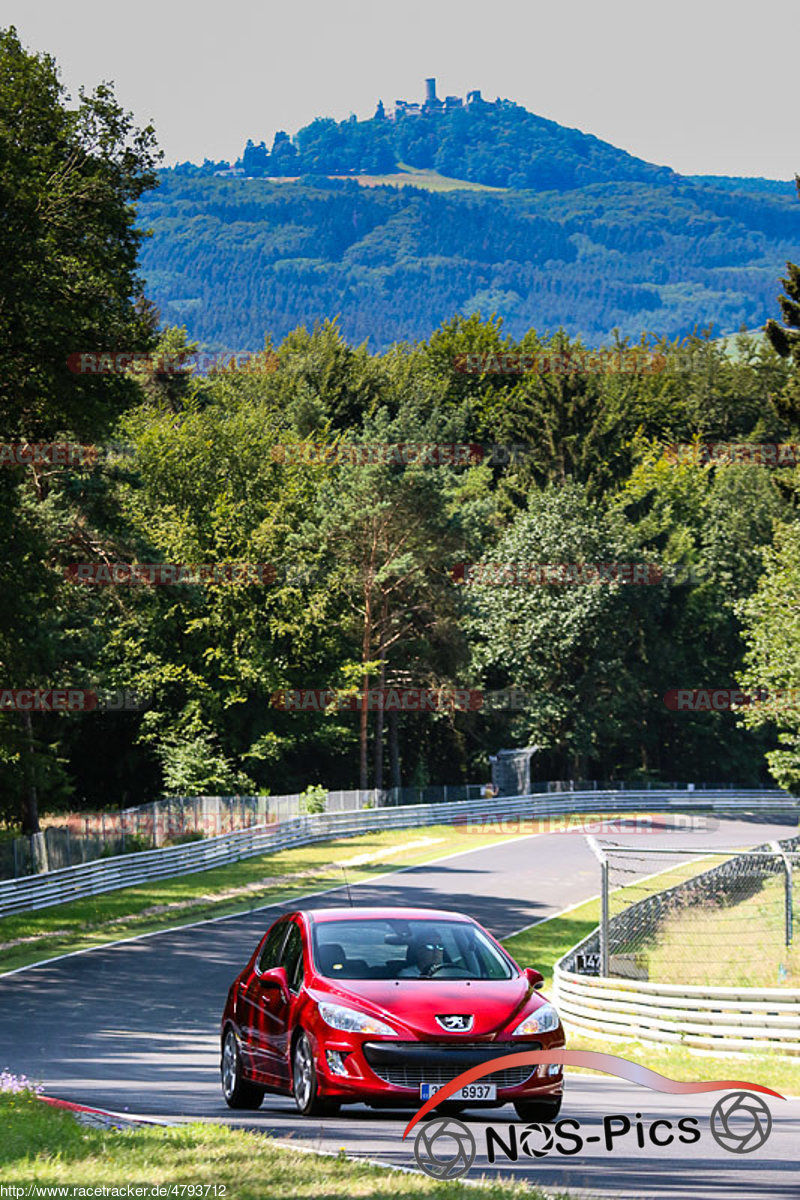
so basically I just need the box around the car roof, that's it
[302,906,474,924]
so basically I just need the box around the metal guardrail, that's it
[553,826,800,1055]
[553,969,800,1055]
[0,788,793,921]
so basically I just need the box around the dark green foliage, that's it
[136,171,800,353]
[0,26,161,441]
[0,26,161,831]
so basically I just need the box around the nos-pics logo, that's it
[405,1051,782,1180]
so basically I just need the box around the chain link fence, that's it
[588,834,800,988]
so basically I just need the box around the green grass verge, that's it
[0,825,515,975]
[0,1092,556,1199]
[504,899,601,989]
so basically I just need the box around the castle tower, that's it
[425,77,437,103]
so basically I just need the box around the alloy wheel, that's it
[294,1036,313,1110]
[222,1030,238,1101]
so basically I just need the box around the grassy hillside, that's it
[338,163,507,192]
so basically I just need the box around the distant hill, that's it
[141,94,800,353]
[176,90,678,192]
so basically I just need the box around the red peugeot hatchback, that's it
[220,906,565,1119]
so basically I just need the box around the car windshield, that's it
[311,917,514,981]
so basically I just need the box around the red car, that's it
[220,905,565,1120]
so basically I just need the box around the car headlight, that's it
[512,1002,560,1035]
[318,1001,399,1036]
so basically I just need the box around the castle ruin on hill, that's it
[380,78,493,120]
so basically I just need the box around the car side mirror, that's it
[523,967,544,990]
[260,966,289,998]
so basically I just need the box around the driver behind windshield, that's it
[399,938,445,977]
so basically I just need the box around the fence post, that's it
[586,835,609,976]
[600,858,609,975]
[788,860,794,948]
[31,831,48,874]
[772,841,793,948]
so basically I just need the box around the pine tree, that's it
[765,175,800,426]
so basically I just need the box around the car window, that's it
[311,918,513,980]
[280,924,305,993]
[257,921,289,973]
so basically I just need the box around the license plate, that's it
[420,1082,497,1102]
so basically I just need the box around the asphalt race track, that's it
[1,815,799,1199]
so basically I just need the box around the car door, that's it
[265,920,305,1087]
[237,919,289,1080]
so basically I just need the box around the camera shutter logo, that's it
[414,1117,476,1179]
[520,1122,555,1158]
[710,1092,772,1153]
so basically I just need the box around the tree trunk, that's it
[359,673,370,788]
[388,708,401,790]
[374,654,386,791]
[20,709,40,834]
[359,582,373,790]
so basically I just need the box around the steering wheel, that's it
[422,962,472,978]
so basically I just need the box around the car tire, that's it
[221,1028,265,1110]
[292,1032,341,1117]
[513,1096,562,1122]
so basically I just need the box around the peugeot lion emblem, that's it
[436,1014,474,1032]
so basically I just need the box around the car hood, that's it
[312,976,540,1037]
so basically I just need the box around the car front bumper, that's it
[312,1033,566,1105]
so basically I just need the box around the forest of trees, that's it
[3,26,800,836]
[136,170,800,353]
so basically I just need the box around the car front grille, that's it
[362,1041,539,1091]
[368,1061,534,1089]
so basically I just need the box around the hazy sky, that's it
[4,0,798,179]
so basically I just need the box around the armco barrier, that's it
[553,968,800,1055]
[0,788,793,921]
